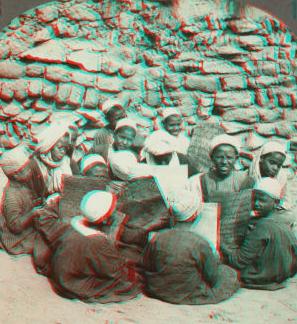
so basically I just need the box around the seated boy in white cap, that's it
[142,189,239,305]
[47,190,143,303]
[221,178,297,290]
[80,154,109,178]
[88,99,144,160]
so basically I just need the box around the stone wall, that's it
[0,0,297,168]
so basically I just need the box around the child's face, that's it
[212,144,238,177]
[114,127,136,151]
[85,163,108,178]
[253,190,275,216]
[163,115,182,137]
[260,152,286,178]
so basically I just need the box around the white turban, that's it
[110,150,152,181]
[80,190,117,223]
[80,154,107,175]
[254,178,284,200]
[35,123,70,155]
[115,118,137,133]
[209,134,241,158]
[161,108,182,121]
[249,141,288,184]
[144,131,175,156]
[101,99,123,114]
[168,189,202,222]
[0,145,31,176]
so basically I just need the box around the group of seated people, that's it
[0,98,296,305]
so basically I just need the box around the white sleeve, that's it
[185,173,204,199]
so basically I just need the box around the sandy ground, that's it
[0,250,296,324]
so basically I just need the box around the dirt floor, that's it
[0,250,296,324]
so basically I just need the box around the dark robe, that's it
[0,180,39,255]
[224,218,297,290]
[143,229,240,305]
[49,227,143,303]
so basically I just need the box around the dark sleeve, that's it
[226,224,267,270]
[177,153,199,177]
[132,132,145,151]
[3,189,33,235]
[239,176,256,191]
[70,159,80,175]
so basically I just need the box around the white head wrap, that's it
[0,145,31,176]
[101,99,123,115]
[161,108,182,122]
[80,190,117,223]
[168,189,203,222]
[144,131,175,156]
[80,154,107,175]
[209,134,240,158]
[254,178,284,200]
[249,141,287,184]
[35,123,70,155]
[115,118,137,133]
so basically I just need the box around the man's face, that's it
[51,135,69,162]
[163,115,182,137]
[85,163,108,178]
[253,190,275,216]
[106,107,126,130]
[153,153,173,165]
[212,144,238,177]
[114,127,136,151]
[260,152,286,178]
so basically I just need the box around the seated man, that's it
[88,99,144,160]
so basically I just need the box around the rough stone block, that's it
[168,60,200,73]
[45,65,70,83]
[13,80,29,101]
[0,41,9,59]
[221,121,250,134]
[255,123,276,136]
[75,108,103,122]
[31,26,54,43]
[67,85,84,106]
[236,35,267,49]
[2,101,22,117]
[250,76,280,88]
[70,71,96,88]
[96,75,122,92]
[144,81,160,92]
[42,81,57,99]
[254,107,281,122]
[163,73,183,89]
[101,56,122,74]
[279,60,291,74]
[222,108,259,124]
[200,61,242,74]
[146,68,165,81]
[20,40,67,63]
[0,61,25,79]
[184,74,220,93]
[229,19,262,34]
[25,64,45,77]
[52,21,79,38]
[63,4,100,21]
[13,110,33,123]
[214,91,254,107]
[168,91,197,117]
[282,109,297,121]
[220,75,248,91]
[138,104,156,119]
[28,80,43,97]
[275,122,295,138]
[66,50,101,73]
[33,99,53,111]
[83,88,100,108]
[121,75,143,91]
[144,91,161,107]
[281,76,296,88]
[28,111,49,123]
[36,5,58,23]
[259,62,280,75]
[277,92,293,107]
[56,84,72,103]
[119,64,137,78]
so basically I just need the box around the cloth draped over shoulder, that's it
[225,218,297,290]
[143,229,240,305]
[0,180,39,255]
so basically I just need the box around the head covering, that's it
[161,108,182,122]
[254,178,284,200]
[35,123,70,155]
[80,154,107,175]
[248,141,287,184]
[209,134,240,158]
[0,145,31,176]
[168,189,203,222]
[144,131,175,156]
[80,190,117,223]
[101,99,123,115]
[115,118,137,133]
